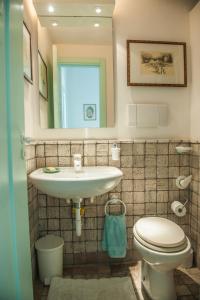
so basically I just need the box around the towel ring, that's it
[105,199,126,216]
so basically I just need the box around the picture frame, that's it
[23,22,33,84]
[38,51,48,100]
[127,40,187,87]
[83,104,96,121]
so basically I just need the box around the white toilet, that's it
[133,217,191,300]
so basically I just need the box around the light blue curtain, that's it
[0,1,33,299]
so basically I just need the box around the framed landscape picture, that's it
[38,51,48,100]
[83,104,96,121]
[127,40,187,87]
[23,22,33,84]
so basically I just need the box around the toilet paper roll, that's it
[171,201,186,217]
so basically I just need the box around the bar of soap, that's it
[43,167,60,173]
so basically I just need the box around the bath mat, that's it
[48,276,137,300]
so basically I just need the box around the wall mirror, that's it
[33,0,115,129]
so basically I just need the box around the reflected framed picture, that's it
[38,51,48,100]
[83,104,96,121]
[127,40,187,87]
[23,22,33,84]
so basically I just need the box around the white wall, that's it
[189,2,200,141]
[38,21,53,128]
[114,0,191,140]
[24,0,39,138]
[24,0,192,140]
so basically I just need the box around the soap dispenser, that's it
[73,154,82,172]
[111,143,120,161]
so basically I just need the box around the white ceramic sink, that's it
[29,166,123,198]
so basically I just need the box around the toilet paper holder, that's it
[176,175,192,189]
[178,198,189,213]
[182,197,189,208]
[171,197,189,217]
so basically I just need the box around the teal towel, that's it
[102,214,127,258]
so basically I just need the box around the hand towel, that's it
[102,214,127,258]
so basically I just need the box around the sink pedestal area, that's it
[29,167,123,236]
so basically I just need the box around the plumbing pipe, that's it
[73,198,82,236]
[75,202,81,236]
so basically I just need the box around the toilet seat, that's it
[133,217,187,253]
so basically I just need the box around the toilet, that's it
[133,217,191,300]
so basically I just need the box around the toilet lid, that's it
[134,217,186,248]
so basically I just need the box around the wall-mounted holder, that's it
[171,197,188,217]
[111,144,120,160]
[176,146,192,154]
[176,175,192,189]
[104,198,126,215]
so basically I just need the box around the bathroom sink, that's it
[29,166,123,198]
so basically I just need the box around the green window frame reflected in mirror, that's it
[53,58,106,129]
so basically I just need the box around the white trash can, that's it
[35,235,64,285]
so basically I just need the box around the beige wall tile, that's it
[46,156,58,167]
[58,144,70,156]
[157,143,168,155]
[157,167,168,178]
[133,168,144,179]
[121,156,133,167]
[35,145,44,157]
[122,179,133,191]
[145,180,157,191]
[134,180,145,192]
[145,191,156,203]
[121,143,133,155]
[157,191,168,203]
[84,144,96,156]
[134,192,144,203]
[71,144,83,156]
[121,192,133,203]
[133,156,145,167]
[58,157,70,167]
[96,143,109,156]
[84,156,96,166]
[96,156,108,166]
[145,167,156,179]
[121,168,133,179]
[45,144,58,156]
[36,157,45,168]
[134,203,144,215]
[145,143,157,155]
[157,155,168,167]
[146,203,156,215]
[133,143,144,155]
[145,156,156,167]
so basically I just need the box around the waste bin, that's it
[35,235,64,285]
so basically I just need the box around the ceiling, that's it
[33,0,115,17]
[33,0,114,44]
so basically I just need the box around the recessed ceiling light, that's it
[48,5,54,13]
[95,7,102,14]
[52,22,58,27]
[94,23,100,28]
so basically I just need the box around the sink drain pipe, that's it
[74,198,82,236]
